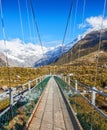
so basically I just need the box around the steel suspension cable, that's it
[62,0,74,55]
[29,0,51,69]
[94,0,106,87]
[25,0,33,81]
[29,0,44,54]
[29,0,51,78]
[72,0,78,39]
[70,0,79,115]
[74,0,86,119]
[0,0,11,87]
[78,0,86,59]
[26,0,32,43]
[68,0,78,64]
[18,0,25,43]
[76,0,86,79]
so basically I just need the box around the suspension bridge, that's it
[0,74,107,130]
[0,0,107,129]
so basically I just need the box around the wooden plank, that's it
[27,77,74,130]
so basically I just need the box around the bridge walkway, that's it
[27,77,80,130]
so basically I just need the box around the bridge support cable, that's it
[18,0,33,84]
[94,0,107,87]
[62,0,74,48]
[0,0,11,87]
[76,0,86,79]
[60,0,74,66]
[67,0,79,65]
[29,0,44,54]
[72,0,79,40]
[25,0,32,43]
[18,0,25,43]
[29,0,51,70]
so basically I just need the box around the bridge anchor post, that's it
[65,76,66,82]
[9,88,13,118]
[28,80,31,94]
[92,87,96,105]
[68,76,70,85]
[75,80,78,92]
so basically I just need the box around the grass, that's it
[54,76,107,130]
[0,64,107,129]
[2,76,51,130]
[0,99,9,112]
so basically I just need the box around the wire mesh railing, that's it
[0,75,51,130]
[55,75,107,130]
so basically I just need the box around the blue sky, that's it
[0,0,107,47]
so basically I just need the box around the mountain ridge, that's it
[53,29,107,65]
[0,29,107,67]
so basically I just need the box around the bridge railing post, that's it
[9,88,13,118]
[92,87,96,105]
[36,78,38,85]
[68,76,70,86]
[65,76,66,82]
[40,76,42,82]
[39,77,40,82]
[75,80,78,92]
[28,80,31,94]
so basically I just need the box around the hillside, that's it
[0,58,6,66]
[54,29,107,65]
[0,53,6,66]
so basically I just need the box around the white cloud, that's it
[79,16,107,31]
[79,23,87,29]
[0,39,49,65]
[86,16,107,30]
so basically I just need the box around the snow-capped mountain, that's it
[1,27,106,67]
[54,29,107,65]
[0,38,77,67]
[0,34,86,67]
[0,39,48,67]
[34,39,78,67]
[34,28,107,67]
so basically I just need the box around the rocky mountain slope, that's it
[0,39,74,67]
[0,29,107,67]
[54,29,107,65]
[0,53,6,66]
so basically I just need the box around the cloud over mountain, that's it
[79,16,107,31]
[0,39,48,66]
[86,16,107,29]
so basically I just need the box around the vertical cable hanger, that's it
[17,0,25,86]
[18,0,25,43]
[25,0,32,81]
[29,0,44,53]
[29,0,50,70]
[61,0,74,76]
[29,3,36,44]
[94,0,106,87]
[61,0,74,57]
[26,0,32,43]
[72,0,78,40]
[68,0,78,67]
[76,0,86,79]
[72,0,78,77]
[77,0,86,59]
[0,0,11,87]
[69,0,79,115]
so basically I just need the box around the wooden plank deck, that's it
[27,77,74,130]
